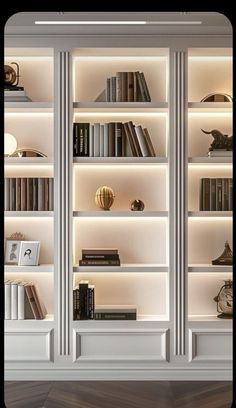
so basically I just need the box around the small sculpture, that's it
[213,279,233,319]
[95,186,115,210]
[130,199,145,211]
[212,241,233,265]
[4,62,21,89]
[10,148,47,157]
[201,93,232,102]
[201,128,233,151]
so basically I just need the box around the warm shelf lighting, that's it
[188,113,231,117]
[74,112,167,117]
[188,56,232,61]
[35,20,202,25]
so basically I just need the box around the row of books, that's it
[73,122,156,158]
[4,177,54,211]
[79,248,121,266]
[199,178,233,211]
[4,280,45,320]
[102,71,151,102]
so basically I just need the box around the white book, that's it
[11,281,18,320]
[208,150,232,157]
[104,123,109,157]
[89,124,94,157]
[18,284,25,320]
[5,90,26,96]
[100,124,104,157]
[94,123,100,157]
[5,281,11,320]
[135,125,149,157]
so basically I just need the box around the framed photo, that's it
[4,240,21,265]
[18,241,40,266]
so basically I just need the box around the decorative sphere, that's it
[4,133,17,156]
[130,199,145,211]
[95,186,115,210]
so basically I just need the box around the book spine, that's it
[27,178,33,211]
[204,178,210,211]
[82,254,120,260]
[223,178,228,211]
[136,71,146,101]
[17,284,25,320]
[93,123,100,157]
[134,126,149,157]
[106,78,110,102]
[99,124,104,157]
[73,123,77,156]
[199,179,203,211]
[111,76,116,102]
[133,72,138,102]
[73,289,78,320]
[10,178,16,211]
[108,122,115,157]
[95,312,136,320]
[143,128,156,157]
[15,178,21,211]
[49,178,54,211]
[210,179,216,211]
[127,121,142,156]
[11,283,18,320]
[79,283,88,319]
[25,285,41,319]
[123,123,137,156]
[78,124,84,156]
[89,124,94,157]
[4,178,10,211]
[115,73,122,102]
[87,286,95,319]
[103,123,109,157]
[115,122,123,157]
[140,72,151,102]
[44,178,49,211]
[38,178,45,211]
[121,125,126,157]
[20,178,27,211]
[5,283,11,319]
[121,72,127,101]
[127,72,134,102]
[31,285,44,319]
[229,178,233,211]
[216,178,222,211]
[82,249,118,255]
[84,123,89,157]
[79,259,120,266]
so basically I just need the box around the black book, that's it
[79,280,89,319]
[87,285,95,319]
[94,306,136,320]
[79,259,120,266]
[82,254,120,260]
[73,123,78,157]
[73,288,80,320]
[83,123,90,157]
[108,122,115,156]
[115,122,123,157]
[78,124,84,156]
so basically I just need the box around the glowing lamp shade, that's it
[4,133,17,156]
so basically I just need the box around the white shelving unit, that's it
[4,12,232,381]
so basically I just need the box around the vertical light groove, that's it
[58,51,71,356]
[174,51,186,355]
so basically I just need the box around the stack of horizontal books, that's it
[5,86,32,102]
[4,280,45,320]
[79,248,120,266]
[208,149,232,157]
[73,280,95,320]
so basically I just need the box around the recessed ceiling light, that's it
[35,20,202,25]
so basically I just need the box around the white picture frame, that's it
[4,240,21,265]
[18,241,40,266]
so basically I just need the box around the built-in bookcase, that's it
[72,48,169,321]
[187,48,232,322]
[4,48,54,322]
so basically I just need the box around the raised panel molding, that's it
[73,328,169,364]
[188,329,232,363]
[5,329,54,363]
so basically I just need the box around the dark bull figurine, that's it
[201,129,233,151]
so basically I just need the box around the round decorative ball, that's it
[95,186,115,211]
[130,199,145,211]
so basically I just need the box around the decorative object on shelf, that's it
[4,232,25,265]
[10,148,47,157]
[213,279,233,319]
[4,62,32,102]
[130,199,145,211]
[95,186,115,210]
[212,241,233,265]
[18,241,40,266]
[200,93,233,102]
[201,128,233,152]
[4,133,17,156]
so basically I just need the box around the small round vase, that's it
[130,199,145,211]
[95,186,115,211]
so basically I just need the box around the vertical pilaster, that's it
[169,49,188,356]
[54,51,72,356]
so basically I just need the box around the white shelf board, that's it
[73,264,168,273]
[73,211,168,218]
[188,157,232,164]
[4,157,53,165]
[4,102,54,112]
[4,264,54,273]
[188,264,232,273]
[5,314,54,328]
[73,157,167,165]
[188,211,232,217]
[73,102,168,112]
[188,102,232,112]
[188,315,232,323]
[72,315,169,324]
[4,211,54,217]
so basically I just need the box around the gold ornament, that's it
[95,186,115,211]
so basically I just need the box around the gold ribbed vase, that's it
[95,186,115,210]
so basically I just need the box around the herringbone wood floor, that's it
[4,381,233,408]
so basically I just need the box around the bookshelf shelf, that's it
[73,157,168,165]
[4,314,54,327]
[4,157,53,166]
[4,264,54,273]
[188,264,232,273]
[188,102,232,113]
[4,102,54,112]
[188,315,233,323]
[4,211,54,217]
[73,211,168,218]
[188,211,232,218]
[73,264,168,273]
[188,157,232,164]
[73,102,168,112]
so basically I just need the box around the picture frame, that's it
[18,241,40,266]
[4,239,21,265]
